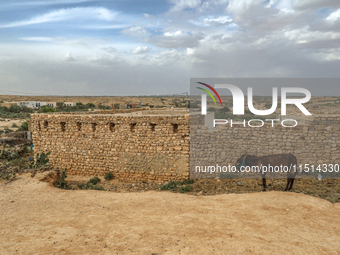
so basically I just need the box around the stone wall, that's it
[31,110,340,182]
[31,112,190,183]
[190,124,340,178]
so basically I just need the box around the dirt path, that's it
[1,173,340,255]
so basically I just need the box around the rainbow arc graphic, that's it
[196,82,223,106]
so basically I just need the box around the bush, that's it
[0,171,16,181]
[3,127,13,133]
[104,172,113,180]
[28,152,51,168]
[89,176,100,185]
[0,150,19,160]
[188,102,199,108]
[218,106,231,112]
[11,123,18,128]
[179,184,192,193]
[77,181,104,191]
[8,158,27,168]
[92,184,104,190]
[38,106,56,113]
[54,169,72,190]
[97,103,109,109]
[8,105,22,113]
[17,121,28,131]
[182,179,194,185]
[86,103,95,108]
[55,102,96,112]
[159,180,179,191]
[77,183,86,189]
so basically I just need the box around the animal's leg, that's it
[262,177,267,192]
[284,179,291,191]
[288,178,295,190]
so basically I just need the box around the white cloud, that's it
[169,0,202,12]
[21,37,54,42]
[3,0,340,95]
[101,47,117,54]
[147,31,204,48]
[291,0,340,10]
[143,13,154,18]
[131,46,151,54]
[198,0,228,12]
[65,52,75,61]
[6,0,92,7]
[203,16,232,26]
[327,9,340,23]
[0,7,117,28]
[121,25,150,37]
[90,53,122,66]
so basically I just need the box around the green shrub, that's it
[0,150,19,160]
[188,102,199,108]
[8,158,27,168]
[38,106,56,113]
[54,169,72,190]
[77,183,86,189]
[28,152,51,168]
[8,105,22,113]
[77,182,104,191]
[86,103,95,108]
[11,123,18,128]
[179,184,192,193]
[159,180,179,191]
[0,171,16,180]
[182,179,194,185]
[92,184,104,190]
[104,172,113,180]
[17,121,28,131]
[97,103,109,109]
[89,176,100,185]
[3,127,13,133]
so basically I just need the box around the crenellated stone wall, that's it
[31,109,340,182]
[31,112,190,183]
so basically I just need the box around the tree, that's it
[8,105,22,113]
[38,106,57,113]
[86,103,95,108]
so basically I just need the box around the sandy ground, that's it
[1,173,340,255]
[0,119,23,130]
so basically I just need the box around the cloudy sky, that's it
[1,0,340,96]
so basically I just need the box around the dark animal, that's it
[235,153,298,191]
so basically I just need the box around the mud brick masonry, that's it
[31,110,190,183]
